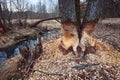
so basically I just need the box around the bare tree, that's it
[0,2,6,32]
[28,4,36,19]
[12,0,29,27]
[7,0,13,28]
[48,0,59,17]
[37,0,47,14]
[37,0,42,13]
[37,0,47,19]
[54,4,59,17]
[0,0,13,32]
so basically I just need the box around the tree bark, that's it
[84,0,120,23]
[58,0,81,25]
[0,3,6,32]
[83,0,104,22]
[102,0,120,18]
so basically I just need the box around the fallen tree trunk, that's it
[30,17,60,28]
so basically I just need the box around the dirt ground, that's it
[28,23,120,80]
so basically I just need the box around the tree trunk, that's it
[0,3,6,32]
[0,19,4,31]
[7,11,13,28]
[84,0,120,23]
[58,0,81,25]
[83,0,104,22]
[102,0,120,18]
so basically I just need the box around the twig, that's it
[25,60,34,75]
[33,70,63,76]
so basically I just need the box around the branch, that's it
[55,19,61,24]
[30,17,61,28]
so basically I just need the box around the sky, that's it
[29,0,58,12]
[29,0,84,5]
[29,0,58,5]
[6,0,84,12]
[29,0,39,4]
[29,0,84,12]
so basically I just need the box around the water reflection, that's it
[0,52,7,63]
[0,29,60,63]
[14,48,20,56]
[0,39,37,63]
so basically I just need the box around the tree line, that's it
[0,0,59,32]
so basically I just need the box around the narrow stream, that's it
[0,29,60,64]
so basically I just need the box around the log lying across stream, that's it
[0,28,42,58]
[0,17,61,58]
